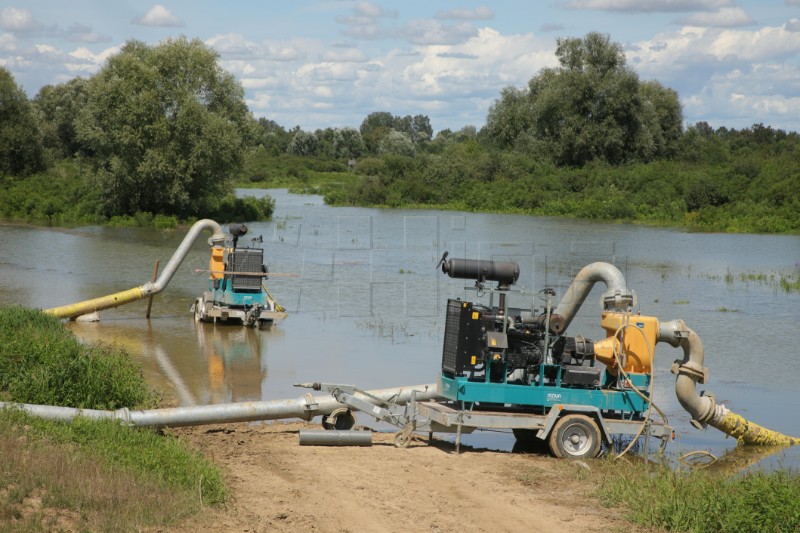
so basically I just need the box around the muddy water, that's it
[1,188,798,471]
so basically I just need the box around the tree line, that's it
[0,32,797,233]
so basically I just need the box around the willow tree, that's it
[77,37,251,217]
[0,67,45,176]
[484,32,683,166]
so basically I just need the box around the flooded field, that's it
[1,188,798,471]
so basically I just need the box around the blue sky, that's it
[2,1,800,133]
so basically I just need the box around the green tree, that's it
[0,67,45,175]
[485,32,683,166]
[333,127,365,159]
[76,37,250,217]
[287,130,320,156]
[360,111,395,153]
[33,78,90,158]
[379,130,415,157]
[250,117,291,155]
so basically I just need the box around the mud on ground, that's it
[171,421,644,533]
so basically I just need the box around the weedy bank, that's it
[0,307,225,532]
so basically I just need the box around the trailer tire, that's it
[548,414,601,459]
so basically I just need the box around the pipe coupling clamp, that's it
[673,361,708,384]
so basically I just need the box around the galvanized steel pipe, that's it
[299,429,373,446]
[44,219,225,319]
[551,262,635,334]
[0,383,439,428]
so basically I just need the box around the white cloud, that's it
[435,7,494,21]
[562,0,733,13]
[676,7,755,27]
[0,7,43,32]
[206,34,306,62]
[787,18,800,32]
[403,20,478,46]
[354,2,397,19]
[132,5,184,27]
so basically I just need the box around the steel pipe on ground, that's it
[299,429,372,446]
[0,383,439,429]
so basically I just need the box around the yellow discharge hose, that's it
[43,219,226,320]
[45,287,148,319]
[710,407,798,446]
[658,319,798,447]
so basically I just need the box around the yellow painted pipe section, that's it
[712,407,799,446]
[44,286,148,319]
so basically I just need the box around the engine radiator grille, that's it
[231,249,263,291]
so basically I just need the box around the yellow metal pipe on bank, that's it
[44,219,225,320]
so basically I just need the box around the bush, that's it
[0,306,157,409]
[207,193,275,223]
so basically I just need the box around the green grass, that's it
[0,306,227,531]
[0,306,158,408]
[593,461,800,532]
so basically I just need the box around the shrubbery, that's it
[0,306,157,409]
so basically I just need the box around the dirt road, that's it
[172,421,641,533]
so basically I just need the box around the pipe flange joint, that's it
[676,361,708,384]
[115,407,132,425]
[690,391,716,429]
[303,393,318,420]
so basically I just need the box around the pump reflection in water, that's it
[194,322,281,404]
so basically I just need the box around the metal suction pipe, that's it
[0,383,439,429]
[44,219,225,319]
[550,262,635,334]
[659,319,798,446]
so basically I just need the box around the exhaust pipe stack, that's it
[44,219,226,320]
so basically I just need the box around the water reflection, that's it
[68,318,280,407]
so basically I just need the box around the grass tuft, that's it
[594,460,800,532]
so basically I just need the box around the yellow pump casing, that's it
[209,246,225,280]
[593,312,658,375]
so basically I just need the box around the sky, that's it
[2,1,800,134]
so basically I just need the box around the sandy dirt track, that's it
[171,421,644,533]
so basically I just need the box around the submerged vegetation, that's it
[0,307,226,530]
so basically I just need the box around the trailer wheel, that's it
[548,414,601,459]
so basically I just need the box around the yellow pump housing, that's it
[209,246,225,280]
[593,312,658,375]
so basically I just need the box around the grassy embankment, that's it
[0,307,225,531]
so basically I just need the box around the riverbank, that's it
[169,420,642,533]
